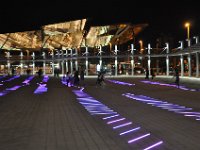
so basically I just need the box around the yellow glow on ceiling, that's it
[0,19,147,50]
[43,19,87,35]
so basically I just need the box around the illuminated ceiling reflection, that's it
[0,19,147,51]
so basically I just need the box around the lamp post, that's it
[130,44,135,76]
[139,40,144,54]
[147,43,151,76]
[20,51,23,75]
[5,51,11,75]
[31,52,35,75]
[42,52,46,75]
[185,22,190,40]
[185,22,192,77]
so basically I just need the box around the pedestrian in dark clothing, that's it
[174,67,179,88]
[80,69,84,81]
[96,72,104,86]
[145,68,149,79]
[26,69,31,76]
[73,70,79,86]
[151,68,155,79]
[80,69,85,86]
[54,68,60,77]
[11,68,15,76]
[38,69,43,77]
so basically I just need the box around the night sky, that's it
[1,0,200,47]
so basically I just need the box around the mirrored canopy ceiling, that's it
[0,19,147,51]
[0,30,42,50]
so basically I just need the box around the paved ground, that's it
[0,75,200,150]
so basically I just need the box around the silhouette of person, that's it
[145,68,149,79]
[151,68,155,79]
[11,68,15,76]
[26,69,31,76]
[38,69,43,77]
[96,72,104,86]
[73,70,79,86]
[174,67,179,88]
[80,68,85,86]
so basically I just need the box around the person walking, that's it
[80,68,85,86]
[73,70,79,86]
[151,68,155,79]
[145,68,149,79]
[174,67,179,88]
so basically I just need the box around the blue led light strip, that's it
[34,75,49,94]
[0,76,34,96]
[72,89,163,149]
[123,93,200,121]
[141,80,199,92]
[106,79,135,86]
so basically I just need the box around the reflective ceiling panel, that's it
[43,19,86,49]
[0,31,42,50]
[0,19,147,51]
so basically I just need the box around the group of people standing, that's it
[62,68,85,87]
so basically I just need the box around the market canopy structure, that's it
[0,31,42,51]
[0,19,148,51]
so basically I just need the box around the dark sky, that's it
[1,0,200,46]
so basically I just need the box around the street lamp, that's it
[139,40,144,54]
[185,22,190,40]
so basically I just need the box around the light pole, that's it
[139,40,144,54]
[185,22,190,40]
[185,22,192,77]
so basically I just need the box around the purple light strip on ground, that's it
[119,127,141,135]
[141,80,199,92]
[107,118,125,124]
[107,79,135,86]
[168,108,192,111]
[0,91,8,96]
[91,112,117,115]
[0,76,34,96]
[77,97,100,103]
[184,114,200,117]
[85,106,112,111]
[72,90,91,97]
[103,114,120,120]
[72,89,163,149]
[143,141,163,150]
[42,75,49,82]
[6,85,21,90]
[4,75,20,82]
[34,84,48,94]
[86,107,114,112]
[34,76,49,94]
[90,110,114,113]
[22,76,34,84]
[113,122,132,129]
[123,93,200,121]
[74,90,116,115]
[80,102,102,105]
[179,112,200,115]
[124,93,189,110]
[83,105,116,114]
[128,133,150,143]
